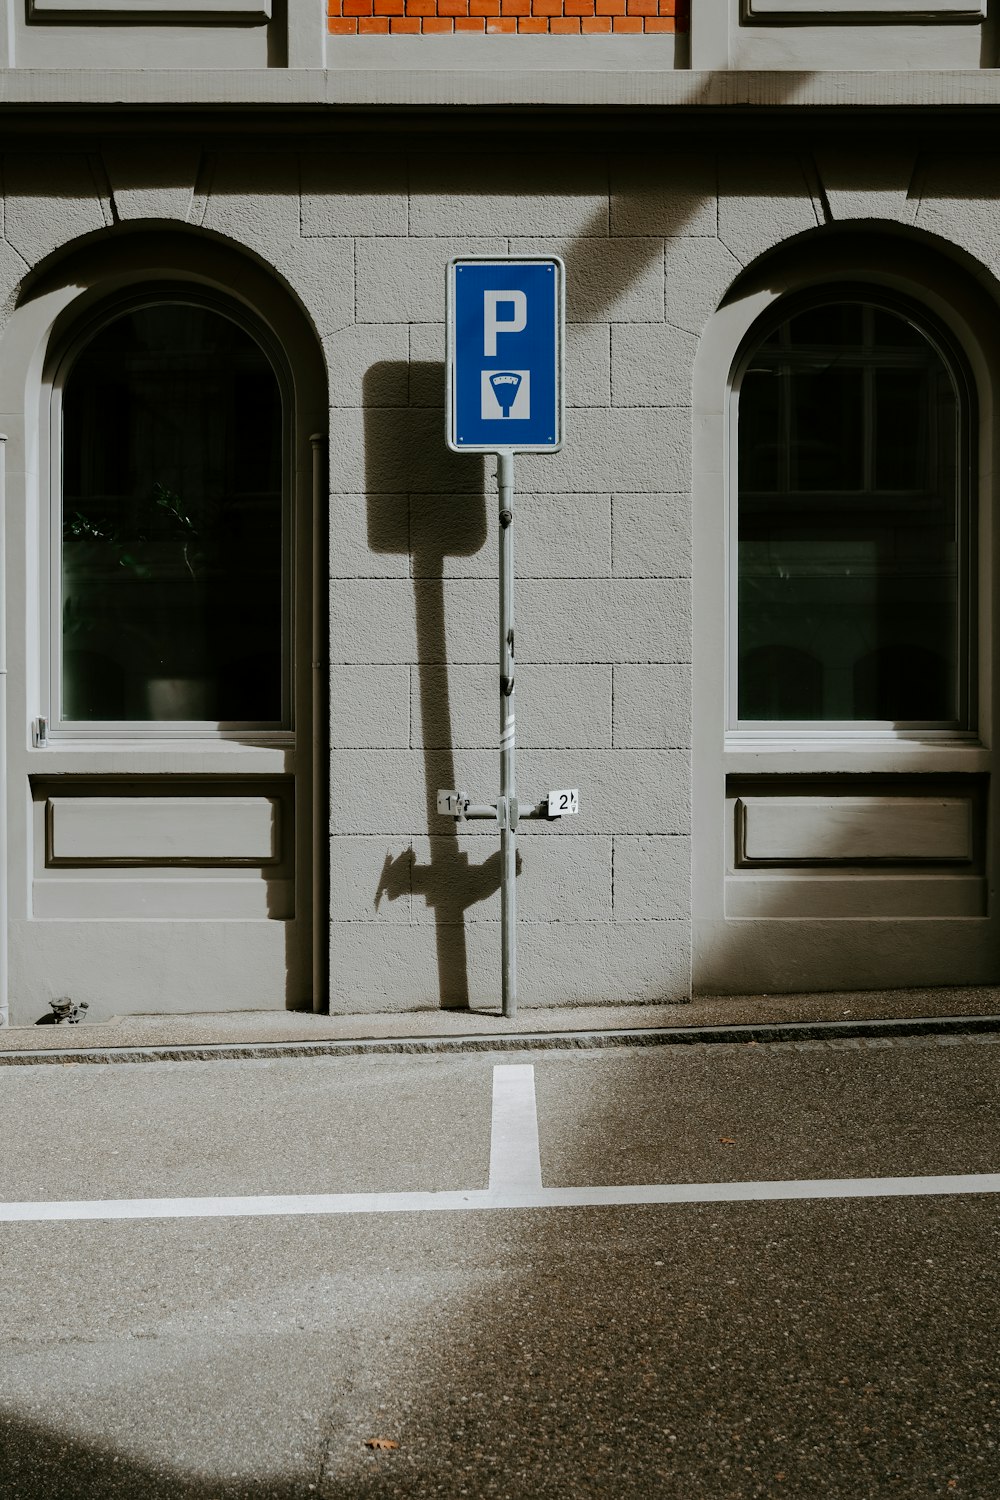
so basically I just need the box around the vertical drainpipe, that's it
[0,437,9,1028]
[310,433,327,1014]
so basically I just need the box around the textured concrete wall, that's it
[316,145,719,1011]
[1,134,997,1015]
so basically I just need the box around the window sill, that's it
[25,739,296,776]
[724,733,989,776]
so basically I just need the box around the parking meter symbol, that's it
[482,369,530,420]
[490,372,522,416]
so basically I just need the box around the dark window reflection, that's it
[737,300,962,724]
[62,303,284,723]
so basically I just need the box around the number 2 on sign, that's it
[548,789,579,817]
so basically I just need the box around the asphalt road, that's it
[1,1032,999,1498]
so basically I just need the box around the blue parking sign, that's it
[447,257,564,454]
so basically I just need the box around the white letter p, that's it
[484,290,527,357]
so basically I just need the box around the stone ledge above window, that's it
[29,0,271,21]
[744,0,984,18]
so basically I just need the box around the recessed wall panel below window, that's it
[736,795,973,866]
[725,775,986,919]
[30,778,294,919]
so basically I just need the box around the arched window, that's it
[56,296,286,727]
[733,293,970,728]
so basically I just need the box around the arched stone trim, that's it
[691,225,1000,995]
[0,224,329,1020]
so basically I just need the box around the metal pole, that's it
[498,452,516,1019]
[310,433,327,1015]
[0,438,7,1028]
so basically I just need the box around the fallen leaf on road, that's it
[719,1137,736,1145]
[364,1438,399,1451]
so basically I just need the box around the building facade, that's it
[0,1,996,1024]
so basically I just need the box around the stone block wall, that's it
[0,137,889,1016]
[323,146,724,1011]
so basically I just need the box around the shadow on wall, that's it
[357,118,827,1007]
[365,361,508,1010]
[359,192,705,1011]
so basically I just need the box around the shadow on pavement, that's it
[0,1408,310,1499]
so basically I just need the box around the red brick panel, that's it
[329,0,687,32]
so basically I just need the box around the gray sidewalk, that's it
[3,985,1000,1062]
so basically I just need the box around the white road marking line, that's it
[2,1173,1000,1224]
[3,1064,999,1223]
[488,1063,542,1192]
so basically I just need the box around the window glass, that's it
[60,303,283,724]
[736,300,963,725]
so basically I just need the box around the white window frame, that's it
[727,287,976,738]
[46,286,295,742]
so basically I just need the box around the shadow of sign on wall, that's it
[364,361,509,1010]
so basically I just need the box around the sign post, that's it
[445,257,574,1019]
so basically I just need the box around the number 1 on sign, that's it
[436,790,467,817]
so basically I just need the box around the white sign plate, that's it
[447,257,564,455]
[437,790,467,817]
[547,789,579,817]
